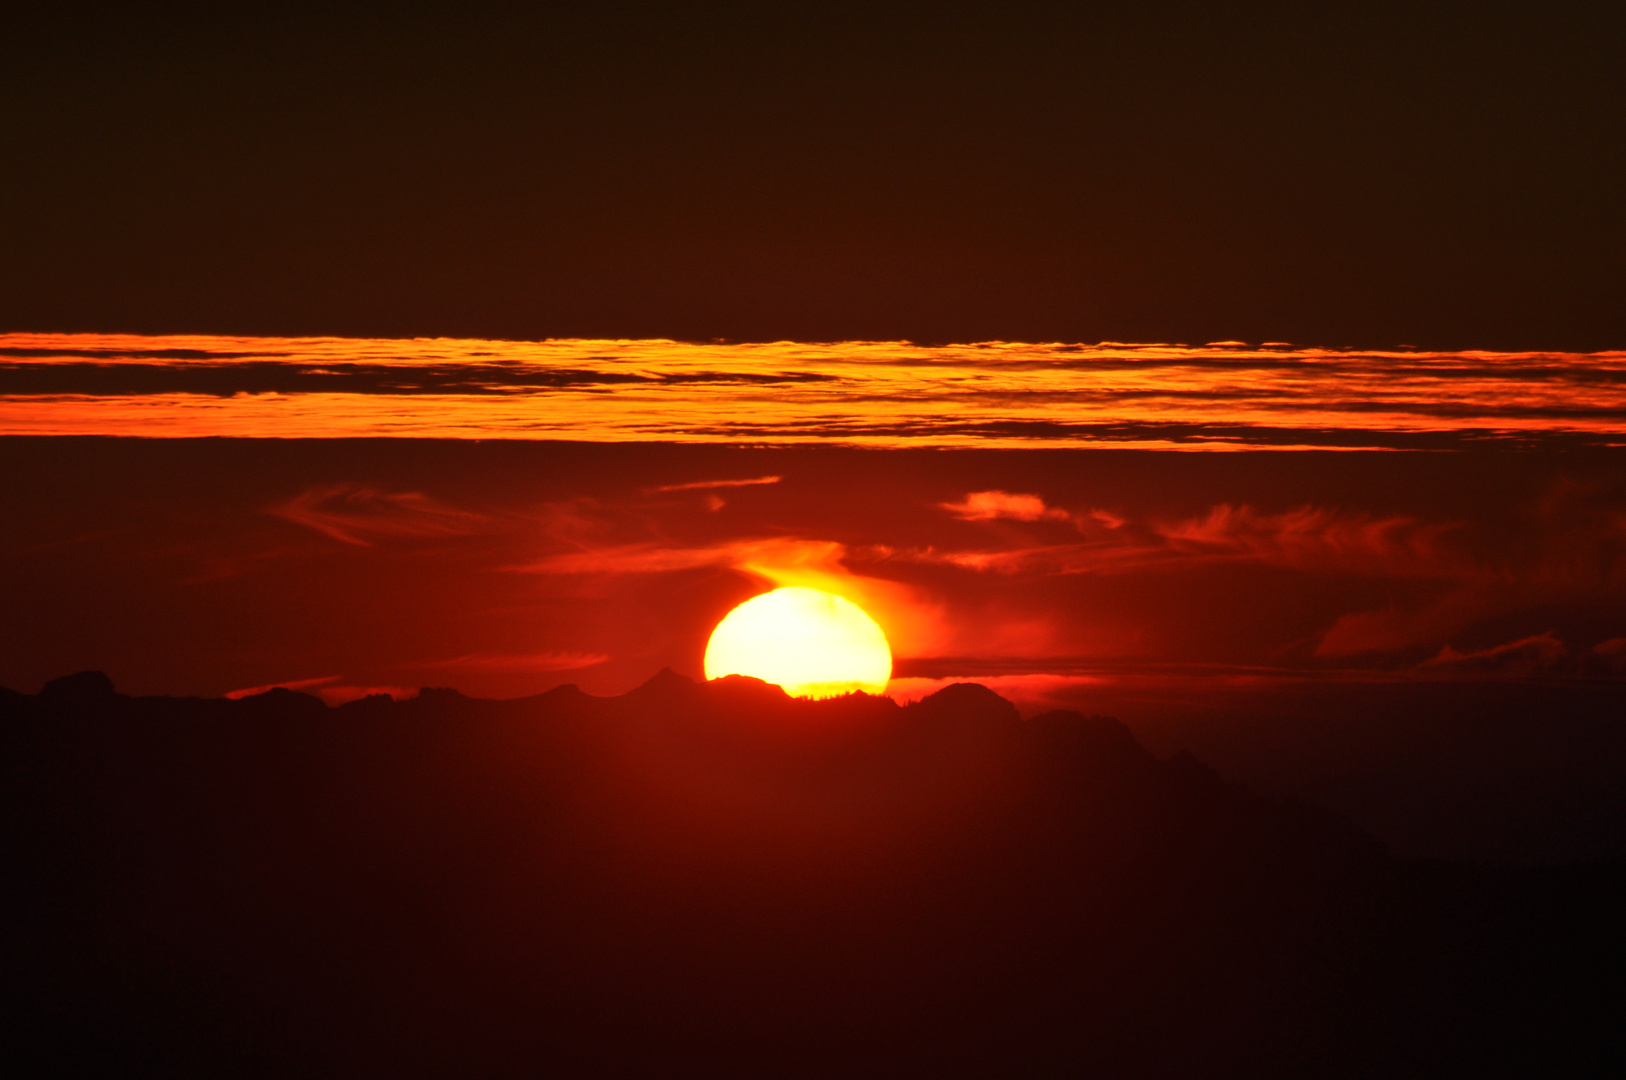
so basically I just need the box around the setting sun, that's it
[704,587,892,698]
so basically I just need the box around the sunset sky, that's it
[4,3,1625,866]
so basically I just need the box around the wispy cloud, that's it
[269,483,489,547]
[1314,597,1486,658]
[1312,477,1626,658]
[518,540,758,576]
[644,475,781,494]
[516,535,863,581]
[914,500,1463,579]
[1590,638,1626,673]
[1417,633,1568,675]
[515,535,945,656]
[1154,504,1459,576]
[901,542,1158,576]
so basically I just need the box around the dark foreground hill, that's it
[3,671,1622,1078]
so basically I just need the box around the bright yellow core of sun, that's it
[704,587,892,698]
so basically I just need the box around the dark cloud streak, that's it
[0,362,837,396]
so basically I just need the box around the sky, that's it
[3,4,1625,864]
[3,2,1624,349]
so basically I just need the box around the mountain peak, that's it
[627,666,699,700]
[910,681,1019,724]
[40,670,117,702]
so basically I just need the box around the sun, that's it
[704,587,892,698]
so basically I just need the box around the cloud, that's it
[644,475,781,493]
[7,333,1625,448]
[1417,633,1569,675]
[1155,504,1458,576]
[1314,595,1489,658]
[1312,479,1626,659]
[941,490,1073,523]
[0,358,834,397]
[900,540,1170,576]
[516,535,946,656]
[1590,638,1626,673]
[518,540,761,576]
[270,483,489,547]
[911,502,1466,581]
[515,535,876,585]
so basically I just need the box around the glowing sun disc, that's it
[704,587,892,698]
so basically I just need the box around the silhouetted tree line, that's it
[3,671,1622,1077]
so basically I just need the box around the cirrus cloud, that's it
[270,483,490,547]
[1417,633,1568,676]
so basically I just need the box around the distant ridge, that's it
[3,672,1621,1076]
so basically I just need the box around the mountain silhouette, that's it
[3,672,1621,1077]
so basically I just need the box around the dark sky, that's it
[4,1,1623,348]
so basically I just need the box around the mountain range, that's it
[4,670,1621,1076]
